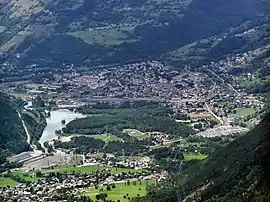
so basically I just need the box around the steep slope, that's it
[134,113,270,202]
[0,93,30,164]
[164,12,270,66]
[181,113,270,201]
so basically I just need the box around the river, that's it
[39,109,85,146]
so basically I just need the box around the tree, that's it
[96,193,107,201]
[47,145,54,153]
[61,119,66,125]
[36,171,42,177]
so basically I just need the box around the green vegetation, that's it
[0,93,30,167]
[0,177,19,187]
[65,104,194,138]
[54,136,105,154]
[84,181,150,202]
[184,153,208,161]
[57,103,194,156]
[6,172,41,182]
[41,165,147,174]
[0,171,42,187]
[134,113,270,202]
[123,129,150,140]
[22,109,47,144]
[234,108,257,116]
[69,27,135,46]
[91,134,121,142]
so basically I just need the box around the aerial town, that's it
[0,55,266,201]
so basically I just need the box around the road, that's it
[207,69,240,96]
[204,103,224,125]
[17,110,31,146]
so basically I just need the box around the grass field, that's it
[234,108,257,116]
[41,165,147,174]
[84,181,152,202]
[92,134,121,142]
[5,172,41,182]
[123,129,150,140]
[0,177,19,187]
[184,153,208,161]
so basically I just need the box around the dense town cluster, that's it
[0,169,166,201]
[1,59,264,133]
[0,55,265,201]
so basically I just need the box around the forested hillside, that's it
[0,93,30,165]
[0,0,269,67]
[133,112,270,202]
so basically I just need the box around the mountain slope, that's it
[182,113,270,201]
[134,113,270,202]
[0,0,268,67]
[0,93,30,164]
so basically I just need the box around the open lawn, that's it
[84,181,152,202]
[184,153,208,161]
[123,129,150,140]
[0,177,19,187]
[41,165,147,174]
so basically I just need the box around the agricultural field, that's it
[123,129,150,140]
[83,181,152,202]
